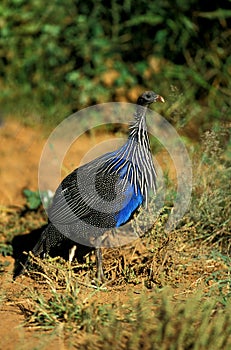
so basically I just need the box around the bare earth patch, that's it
[0,119,230,349]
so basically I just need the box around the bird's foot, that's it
[95,247,105,285]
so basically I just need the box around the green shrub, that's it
[183,127,231,251]
[0,0,230,128]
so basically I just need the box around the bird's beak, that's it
[156,95,165,103]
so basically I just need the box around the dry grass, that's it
[0,127,230,349]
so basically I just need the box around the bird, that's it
[16,91,165,281]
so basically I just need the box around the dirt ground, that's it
[0,118,117,349]
[1,118,226,349]
[0,118,160,349]
[0,118,126,207]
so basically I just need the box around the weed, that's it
[1,103,231,349]
[182,128,231,251]
[23,189,54,210]
[18,275,231,349]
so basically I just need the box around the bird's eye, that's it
[145,92,154,101]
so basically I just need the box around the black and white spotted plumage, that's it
[17,91,164,280]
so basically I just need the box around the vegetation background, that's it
[0,0,231,349]
[0,0,230,128]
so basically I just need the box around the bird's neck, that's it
[128,106,149,146]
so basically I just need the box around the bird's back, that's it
[48,143,146,244]
[15,91,163,279]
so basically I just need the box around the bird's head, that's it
[137,91,165,107]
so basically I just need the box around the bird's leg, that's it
[95,247,105,283]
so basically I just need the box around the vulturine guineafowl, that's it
[16,91,164,281]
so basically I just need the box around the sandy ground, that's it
[0,118,178,349]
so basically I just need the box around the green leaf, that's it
[196,9,231,19]
[23,189,42,210]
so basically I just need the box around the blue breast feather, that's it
[110,156,143,227]
[115,186,143,227]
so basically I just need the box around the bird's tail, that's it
[13,226,48,279]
